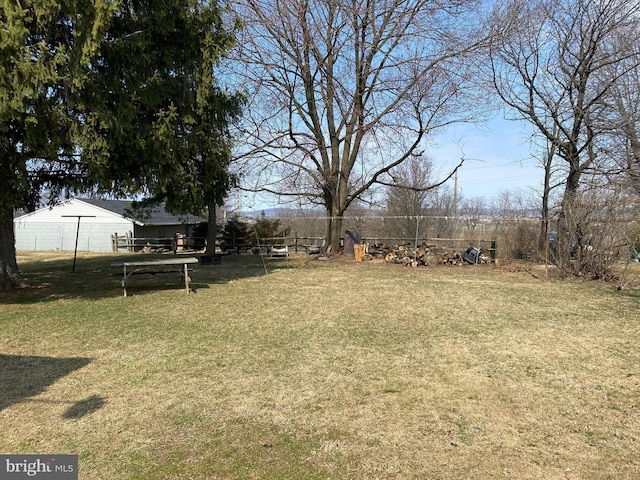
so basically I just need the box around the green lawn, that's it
[1,252,639,479]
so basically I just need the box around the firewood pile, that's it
[363,242,490,267]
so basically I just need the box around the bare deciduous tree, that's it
[233,0,494,252]
[459,196,486,239]
[384,156,435,239]
[606,34,640,198]
[489,0,640,272]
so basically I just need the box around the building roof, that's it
[13,198,206,226]
[79,198,206,226]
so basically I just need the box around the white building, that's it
[14,198,205,252]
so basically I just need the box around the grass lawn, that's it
[1,251,639,479]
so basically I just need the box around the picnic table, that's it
[111,257,199,297]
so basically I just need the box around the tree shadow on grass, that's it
[0,354,101,418]
[3,253,287,303]
[62,394,106,419]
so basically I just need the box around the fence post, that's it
[414,216,420,264]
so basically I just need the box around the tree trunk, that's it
[324,215,331,253]
[539,137,556,254]
[329,214,343,254]
[205,204,217,255]
[0,205,27,290]
[556,154,582,271]
[324,202,344,254]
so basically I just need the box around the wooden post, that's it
[184,262,190,294]
[123,265,128,297]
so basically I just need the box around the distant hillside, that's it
[241,208,284,217]
[241,207,324,218]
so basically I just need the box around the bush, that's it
[254,212,291,244]
[495,221,540,261]
[190,222,208,250]
[220,215,251,252]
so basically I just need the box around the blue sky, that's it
[427,116,544,204]
[237,116,545,212]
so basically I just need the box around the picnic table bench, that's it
[111,257,199,297]
[270,245,289,257]
[305,245,322,254]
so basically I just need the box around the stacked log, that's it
[433,250,466,266]
[363,241,489,267]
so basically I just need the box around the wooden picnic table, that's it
[111,257,199,297]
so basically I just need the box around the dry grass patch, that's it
[1,252,639,479]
